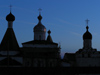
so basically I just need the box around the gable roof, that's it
[0,28,20,51]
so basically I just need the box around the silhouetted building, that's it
[75,25,100,67]
[63,20,100,67]
[21,13,61,67]
[0,11,22,67]
[0,10,61,67]
[1,9,100,69]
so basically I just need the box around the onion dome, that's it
[47,30,53,42]
[38,14,42,21]
[6,12,15,21]
[83,26,92,40]
[34,14,46,32]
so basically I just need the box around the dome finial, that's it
[83,19,92,40]
[38,8,42,21]
[6,6,15,22]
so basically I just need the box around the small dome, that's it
[83,26,92,40]
[6,12,15,21]
[47,30,53,42]
[34,14,46,32]
[38,14,42,21]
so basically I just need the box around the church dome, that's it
[83,26,92,40]
[47,30,53,42]
[6,12,15,21]
[34,14,46,32]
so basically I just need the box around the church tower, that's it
[0,11,19,51]
[22,9,61,67]
[75,19,100,67]
[76,19,96,53]
[0,8,22,67]
[33,11,46,40]
[83,20,92,50]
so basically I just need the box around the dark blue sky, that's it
[0,0,100,57]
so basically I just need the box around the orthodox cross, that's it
[86,19,89,26]
[9,5,12,12]
[38,8,42,14]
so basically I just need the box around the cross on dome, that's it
[9,5,12,12]
[38,8,42,15]
[85,19,90,31]
[86,19,89,26]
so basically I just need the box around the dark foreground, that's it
[0,67,99,75]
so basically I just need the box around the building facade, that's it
[0,10,100,68]
[63,21,100,67]
[21,13,61,67]
[0,10,61,67]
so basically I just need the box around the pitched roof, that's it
[0,28,20,51]
[22,40,58,45]
[0,57,22,66]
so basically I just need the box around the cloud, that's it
[92,32,99,36]
[16,20,36,25]
[70,31,81,37]
[0,17,5,20]
[0,5,36,14]
[14,6,36,14]
[0,5,8,8]
[55,18,82,27]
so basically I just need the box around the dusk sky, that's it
[0,0,100,57]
